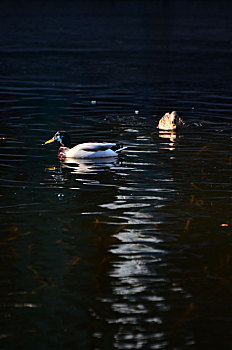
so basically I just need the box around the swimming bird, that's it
[157,111,185,131]
[44,131,127,159]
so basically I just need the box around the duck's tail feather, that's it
[112,143,127,153]
[115,146,128,153]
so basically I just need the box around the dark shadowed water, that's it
[0,1,232,349]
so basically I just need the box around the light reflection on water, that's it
[1,85,231,349]
[0,81,227,350]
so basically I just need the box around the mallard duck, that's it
[44,131,127,159]
[157,111,185,131]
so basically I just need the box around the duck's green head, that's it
[45,131,71,148]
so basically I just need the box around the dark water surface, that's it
[0,1,232,349]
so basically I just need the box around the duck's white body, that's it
[61,142,123,159]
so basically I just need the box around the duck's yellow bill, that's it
[45,137,55,144]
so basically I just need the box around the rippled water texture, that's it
[0,1,232,349]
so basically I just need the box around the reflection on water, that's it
[61,156,119,173]
[158,130,177,151]
[1,0,232,349]
[1,81,232,349]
